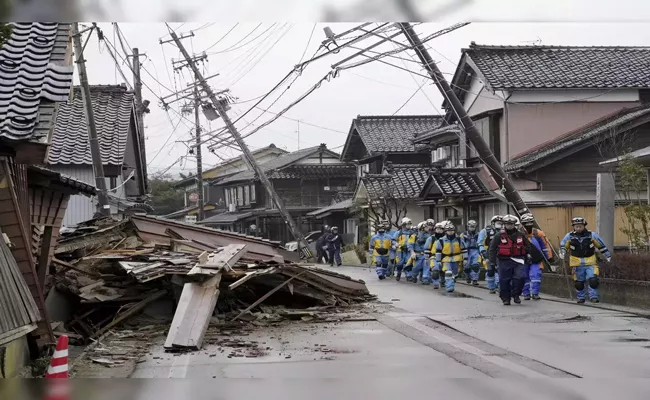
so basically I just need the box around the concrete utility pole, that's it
[167,27,312,259]
[194,87,205,221]
[72,22,111,216]
[398,23,530,216]
[131,47,149,195]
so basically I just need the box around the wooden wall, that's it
[530,205,634,249]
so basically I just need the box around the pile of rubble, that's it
[48,215,374,352]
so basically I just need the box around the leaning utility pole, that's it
[399,23,530,216]
[131,47,149,195]
[72,22,111,216]
[166,27,312,258]
[194,87,205,221]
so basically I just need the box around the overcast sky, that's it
[73,1,650,177]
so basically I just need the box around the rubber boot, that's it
[513,296,522,304]
[577,299,586,304]
[524,295,531,300]
[502,298,511,305]
[378,275,386,280]
[472,280,479,286]
[395,270,402,282]
[532,294,541,300]
[591,298,600,303]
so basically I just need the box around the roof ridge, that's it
[509,105,650,162]
[73,84,131,92]
[466,43,650,51]
[355,114,444,120]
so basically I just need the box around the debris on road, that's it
[48,215,375,355]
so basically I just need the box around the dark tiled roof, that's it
[108,194,153,213]
[199,210,256,224]
[27,165,97,196]
[219,145,340,184]
[352,115,445,153]
[428,168,487,197]
[0,23,74,142]
[465,44,650,89]
[362,164,430,200]
[268,164,356,179]
[412,124,462,144]
[48,85,135,165]
[505,106,650,172]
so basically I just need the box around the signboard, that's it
[189,192,198,202]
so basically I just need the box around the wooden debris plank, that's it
[164,273,221,351]
[228,267,277,290]
[52,258,101,278]
[91,290,167,339]
[187,244,247,276]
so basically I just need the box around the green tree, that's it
[0,23,12,47]
[149,175,185,216]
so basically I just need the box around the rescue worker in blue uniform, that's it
[460,220,480,286]
[488,215,536,305]
[520,213,554,300]
[369,220,393,280]
[425,221,445,287]
[560,217,611,304]
[387,224,398,278]
[393,217,413,282]
[434,221,468,292]
[326,226,344,266]
[479,215,503,293]
[408,222,430,284]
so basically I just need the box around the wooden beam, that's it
[187,244,247,276]
[91,290,167,339]
[36,226,53,288]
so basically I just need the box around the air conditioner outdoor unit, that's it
[228,203,236,212]
[324,186,331,191]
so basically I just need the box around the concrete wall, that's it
[0,335,30,378]
[541,273,650,310]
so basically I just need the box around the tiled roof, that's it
[219,144,339,184]
[27,165,97,196]
[412,124,462,144]
[48,85,135,165]
[427,168,487,198]
[505,106,650,172]
[362,164,430,200]
[0,23,74,142]
[306,199,353,218]
[268,164,356,179]
[108,194,153,213]
[351,115,445,153]
[465,44,650,89]
[199,210,256,224]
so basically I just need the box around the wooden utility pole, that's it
[131,47,149,195]
[167,27,312,259]
[72,22,111,216]
[194,87,205,221]
[398,22,530,215]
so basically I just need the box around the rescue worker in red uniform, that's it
[488,214,536,305]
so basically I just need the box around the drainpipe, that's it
[503,92,513,162]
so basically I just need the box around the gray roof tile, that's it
[219,144,340,184]
[48,85,135,165]
[465,44,650,89]
[352,115,445,153]
[428,168,487,197]
[268,164,356,179]
[28,165,97,195]
[0,23,74,142]
[505,105,650,172]
[361,164,430,200]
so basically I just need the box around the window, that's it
[250,184,256,202]
[225,188,231,205]
[244,185,250,205]
[237,186,244,206]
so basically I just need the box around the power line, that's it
[392,77,430,115]
[203,23,239,53]
[147,111,184,165]
[298,23,317,63]
[206,23,269,55]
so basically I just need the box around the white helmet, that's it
[426,218,435,227]
[417,221,426,230]
[400,217,412,227]
[467,220,477,229]
[502,214,519,224]
[434,222,444,229]
[520,213,535,224]
[443,221,455,231]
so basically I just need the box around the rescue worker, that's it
[315,225,330,264]
[393,217,413,281]
[369,220,393,280]
[387,223,398,278]
[408,221,430,284]
[460,220,480,286]
[434,221,468,292]
[520,213,553,300]
[424,221,445,286]
[560,217,611,304]
[478,215,503,293]
[326,226,344,267]
[488,214,535,305]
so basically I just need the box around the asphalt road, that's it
[125,266,650,399]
